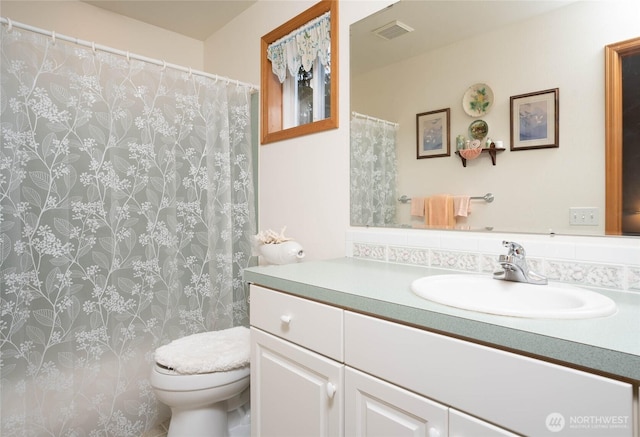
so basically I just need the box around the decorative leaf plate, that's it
[463,83,494,117]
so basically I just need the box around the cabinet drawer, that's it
[345,311,633,437]
[449,409,518,437]
[250,285,343,361]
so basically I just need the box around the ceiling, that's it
[350,1,574,75]
[81,1,574,70]
[82,0,257,41]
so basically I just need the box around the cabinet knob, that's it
[326,382,336,399]
[280,315,292,324]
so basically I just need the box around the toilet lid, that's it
[154,326,250,375]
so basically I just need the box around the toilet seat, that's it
[151,363,250,392]
[150,327,251,437]
[155,326,250,375]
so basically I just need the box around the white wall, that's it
[1,1,203,69]
[352,1,640,235]
[6,1,635,262]
[204,0,396,261]
[2,0,391,262]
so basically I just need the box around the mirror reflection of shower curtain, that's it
[0,24,256,436]
[350,115,398,226]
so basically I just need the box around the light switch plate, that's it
[569,207,599,226]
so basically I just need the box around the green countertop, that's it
[244,257,640,383]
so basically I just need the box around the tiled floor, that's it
[140,420,169,437]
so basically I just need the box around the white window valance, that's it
[267,11,331,83]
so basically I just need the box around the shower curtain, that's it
[350,115,398,226]
[0,24,256,436]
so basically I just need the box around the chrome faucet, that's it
[493,241,548,285]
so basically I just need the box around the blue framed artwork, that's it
[416,108,450,159]
[510,88,559,151]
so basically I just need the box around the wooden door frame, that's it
[605,36,640,234]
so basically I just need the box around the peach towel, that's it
[426,195,455,228]
[453,195,471,217]
[410,197,426,217]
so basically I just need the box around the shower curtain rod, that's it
[351,111,399,127]
[0,16,259,92]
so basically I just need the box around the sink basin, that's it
[411,274,617,319]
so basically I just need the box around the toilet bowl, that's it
[150,327,251,437]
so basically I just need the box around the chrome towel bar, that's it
[398,193,494,204]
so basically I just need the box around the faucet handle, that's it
[502,241,526,257]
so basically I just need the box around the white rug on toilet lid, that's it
[154,326,250,375]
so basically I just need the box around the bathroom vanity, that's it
[245,258,640,437]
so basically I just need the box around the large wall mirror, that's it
[350,0,639,237]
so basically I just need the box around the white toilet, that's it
[150,326,251,437]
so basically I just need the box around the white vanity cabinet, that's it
[345,311,633,437]
[345,366,517,437]
[250,285,635,437]
[448,409,519,437]
[250,285,344,437]
[345,366,448,437]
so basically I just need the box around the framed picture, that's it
[416,108,450,159]
[510,88,559,151]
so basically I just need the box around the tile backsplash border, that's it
[346,228,640,293]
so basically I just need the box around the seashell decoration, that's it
[255,227,305,265]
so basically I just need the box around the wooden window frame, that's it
[260,0,339,145]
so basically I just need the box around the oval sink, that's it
[411,274,617,319]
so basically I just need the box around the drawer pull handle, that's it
[280,315,292,324]
[326,382,336,399]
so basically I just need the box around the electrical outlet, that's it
[569,207,599,226]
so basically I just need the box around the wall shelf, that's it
[455,147,505,167]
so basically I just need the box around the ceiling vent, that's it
[372,20,414,40]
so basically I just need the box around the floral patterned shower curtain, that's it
[0,24,256,436]
[350,116,398,226]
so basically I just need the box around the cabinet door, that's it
[251,327,343,437]
[345,311,633,437]
[345,367,447,437]
[449,409,519,437]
